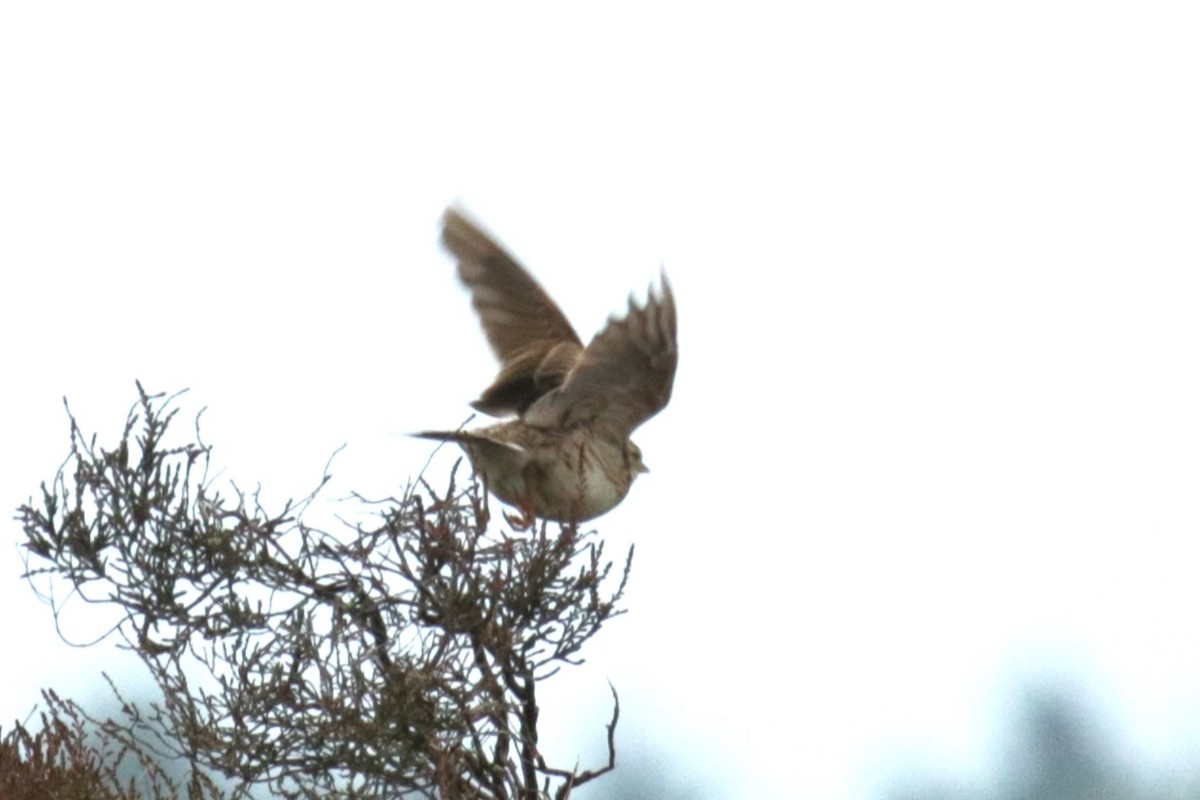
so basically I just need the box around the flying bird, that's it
[416,208,677,523]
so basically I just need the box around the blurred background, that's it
[2,3,1199,797]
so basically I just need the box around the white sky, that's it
[2,3,1200,798]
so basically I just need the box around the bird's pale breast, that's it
[480,431,632,522]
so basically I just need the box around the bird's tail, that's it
[411,430,462,443]
[411,429,528,474]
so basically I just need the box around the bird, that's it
[416,208,677,523]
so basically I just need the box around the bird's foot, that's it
[503,505,537,532]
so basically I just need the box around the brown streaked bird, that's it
[416,208,677,523]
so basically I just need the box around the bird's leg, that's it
[502,484,540,531]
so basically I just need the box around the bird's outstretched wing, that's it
[441,208,584,416]
[524,275,677,441]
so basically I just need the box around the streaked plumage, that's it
[417,208,677,522]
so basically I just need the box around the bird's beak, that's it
[638,462,650,475]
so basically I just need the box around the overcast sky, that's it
[3,3,1200,798]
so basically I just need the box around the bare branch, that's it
[16,385,630,798]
